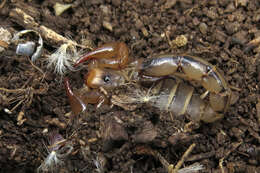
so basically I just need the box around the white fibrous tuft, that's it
[178,163,204,173]
[47,43,79,75]
[119,87,169,110]
[131,88,159,103]
[37,151,64,173]
[94,159,103,173]
[37,145,73,173]
[93,154,107,173]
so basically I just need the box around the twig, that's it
[219,158,225,173]
[172,143,196,173]
[28,58,46,80]
[0,40,8,48]
[219,142,242,173]
[244,36,260,53]
[0,88,28,93]
[0,0,7,9]
[9,8,92,50]
[10,98,26,113]
[186,150,215,162]
[135,144,197,173]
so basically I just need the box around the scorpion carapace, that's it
[85,68,125,89]
[66,42,231,123]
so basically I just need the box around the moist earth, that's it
[0,0,260,172]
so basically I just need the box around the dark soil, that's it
[1,0,260,172]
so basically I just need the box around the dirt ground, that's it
[1,0,260,172]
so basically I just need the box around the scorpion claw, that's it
[64,78,86,116]
[74,42,129,69]
[74,54,92,67]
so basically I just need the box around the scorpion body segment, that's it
[137,55,231,113]
[137,55,229,94]
[66,42,231,123]
[144,79,224,123]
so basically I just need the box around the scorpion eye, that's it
[103,75,111,83]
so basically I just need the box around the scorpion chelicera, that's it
[65,42,231,123]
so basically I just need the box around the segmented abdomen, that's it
[149,79,222,123]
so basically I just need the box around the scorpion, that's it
[65,42,231,123]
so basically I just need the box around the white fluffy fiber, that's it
[37,145,73,173]
[47,43,79,75]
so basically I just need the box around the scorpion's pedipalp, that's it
[74,42,129,69]
[64,78,86,116]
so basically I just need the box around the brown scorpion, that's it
[65,42,231,123]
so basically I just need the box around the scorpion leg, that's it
[64,78,108,116]
[74,42,129,69]
[64,78,86,116]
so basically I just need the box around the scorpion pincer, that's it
[65,42,231,123]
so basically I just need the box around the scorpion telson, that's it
[65,42,231,123]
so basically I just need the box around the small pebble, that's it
[53,3,72,16]
[112,0,121,6]
[135,19,144,29]
[225,22,240,35]
[89,0,102,5]
[205,8,218,20]
[199,23,208,35]
[103,21,113,32]
[214,30,227,43]
[100,5,110,14]
[192,17,200,26]
[140,0,153,8]
[171,35,188,47]
[162,0,177,9]
[63,0,73,2]
[0,27,12,52]
[225,3,236,13]
[141,27,149,37]
[232,30,248,44]
[218,0,229,6]
[236,0,248,7]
